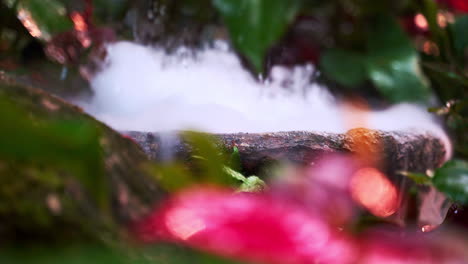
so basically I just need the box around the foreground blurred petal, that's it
[359,229,468,263]
[134,187,356,264]
[350,167,399,218]
[271,155,358,226]
[418,187,452,232]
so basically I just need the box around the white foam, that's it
[77,41,452,159]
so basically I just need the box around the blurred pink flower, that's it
[358,229,468,264]
[349,167,399,218]
[132,154,468,263]
[134,187,356,264]
[270,155,358,226]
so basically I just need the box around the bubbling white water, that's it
[78,41,452,159]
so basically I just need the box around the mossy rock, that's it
[0,71,164,245]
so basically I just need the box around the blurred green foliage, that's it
[17,0,73,41]
[321,49,367,87]
[0,243,248,264]
[450,16,468,59]
[2,0,468,262]
[213,0,300,73]
[0,83,118,245]
[365,16,430,102]
[321,16,430,102]
[183,131,233,186]
[146,132,265,193]
[92,0,129,23]
[432,160,468,204]
[0,90,107,211]
[405,160,468,204]
[213,0,468,202]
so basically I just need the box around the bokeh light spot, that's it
[17,8,44,39]
[71,12,87,32]
[414,14,429,30]
[165,207,206,240]
[350,168,398,218]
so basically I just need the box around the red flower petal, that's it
[438,0,468,12]
[359,229,468,263]
[270,155,358,226]
[134,187,356,264]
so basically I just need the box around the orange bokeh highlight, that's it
[17,9,44,39]
[71,12,88,32]
[341,99,383,167]
[344,128,383,167]
[350,168,399,218]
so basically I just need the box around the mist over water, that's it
[77,41,451,157]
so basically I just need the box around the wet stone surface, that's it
[124,129,447,177]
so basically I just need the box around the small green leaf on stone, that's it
[223,166,247,182]
[400,171,433,185]
[229,146,241,170]
[238,176,267,193]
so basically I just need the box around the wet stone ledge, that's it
[124,129,447,180]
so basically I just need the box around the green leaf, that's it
[366,16,431,103]
[229,146,241,170]
[318,17,431,102]
[238,176,266,193]
[223,166,247,182]
[422,62,468,102]
[422,62,468,86]
[17,0,73,41]
[182,131,232,186]
[450,15,468,60]
[400,171,433,185]
[433,160,468,204]
[224,166,266,193]
[320,48,367,87]
[213,0,300,73]
[367,55,430,102]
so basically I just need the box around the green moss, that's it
[0,75,162,245]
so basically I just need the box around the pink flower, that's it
[358,229,468,263]
[133,187,356,264]
[270,155,359,226]
[132,154,468,263]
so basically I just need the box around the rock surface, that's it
[0,71,164,244]
[125,129,447,180]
